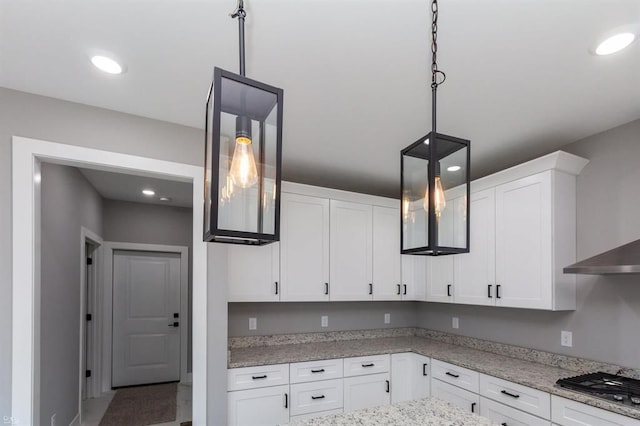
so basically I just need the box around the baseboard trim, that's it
[69,412,80,426]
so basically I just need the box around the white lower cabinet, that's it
[227,384,290,426]
[551,395,640,426]
[343,372,391,412]
[390,352,430,403]
[290,378,343,416]
[432,379,480,414]
[479,373,550,419]
[289,409,344,422]
[480,396,550,426]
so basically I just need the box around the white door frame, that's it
[12,136,208,426]
[79,227,103,413]
[103,242,190,391]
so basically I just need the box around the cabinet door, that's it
[454,188,496,306]
[330,200,373,301]
[343,373,390,412]
[372,206,402,300]
[280,193,330,301]
[431,379,480,415]
[227,243,280,302]
[495,172,552,309]
[391,353,430,403]
[401,255,426,301]
[426,256,454,303]
[228,384,289,426]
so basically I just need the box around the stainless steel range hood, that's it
[564,239,640,275]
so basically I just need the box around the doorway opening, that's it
[12,137,212,426]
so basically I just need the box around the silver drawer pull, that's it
[311,395,325,400]
[311,368,325,373]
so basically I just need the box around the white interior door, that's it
[112,250,181,387]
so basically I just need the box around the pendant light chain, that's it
[431,0,446,89]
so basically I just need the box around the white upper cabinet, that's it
[495,172,553,309]
[426,256,454,303]
[330,200,374,301]
[280,193,330,301]
[401,255,426,301]
[227,243,280,302]
[372,206,402,300]
[454,188,496,306]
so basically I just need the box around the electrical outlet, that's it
[51,413,57,426]
[384,313,391,324]
[321,315,328,327]
[248,317,257,330]
[561,330,572,347]
[452,317,459,329]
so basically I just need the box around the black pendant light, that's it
[204,0,283,245]
[401,0,470,255]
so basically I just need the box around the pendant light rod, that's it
[231,0,247,76]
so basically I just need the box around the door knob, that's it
[168,322,179,327]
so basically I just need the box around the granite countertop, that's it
[229,335,640,420]
[289,397,497,426]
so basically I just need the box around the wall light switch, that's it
[452,317,459,329]
[248,317,257,331]
[321,315,328,328]
[384,313,391,324]
[561,330,572,347]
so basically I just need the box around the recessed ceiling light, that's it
[142,189,155,196]
[159,197,172,202]
[595,32,636,55]
[447,165,461,172]
[90,55,124,74]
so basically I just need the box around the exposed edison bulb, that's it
[229,136,258,188]
[423,176,446,218]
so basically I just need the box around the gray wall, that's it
[102,199,193,372]
[417,118,640,369]
[229,302,418,337]
[0,88,230,422]
[40,163,103,426]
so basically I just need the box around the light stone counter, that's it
[228,330,640,420]
[289,397,497,426]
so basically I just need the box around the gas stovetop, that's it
[557,372,640,407]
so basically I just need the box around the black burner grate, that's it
[557,372,640,397]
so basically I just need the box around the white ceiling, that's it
[2,0,639,197]
[79,167,193,208]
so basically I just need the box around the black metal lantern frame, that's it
[203,0,284,245]
[400,0,470,256]
[204,68,283,245]
[400,132,470,255]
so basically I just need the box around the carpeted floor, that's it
[99,383,177,426]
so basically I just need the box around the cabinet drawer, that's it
[290,358,343,384]
[431,359,479,393]
[551,395,640,426]
[480,373,550,419]
[290,379,343,416]
[344,354,390,377]
[228,363,289,391]
[431,379,480,415]
[480,397,550,426]
[290,408,343,422]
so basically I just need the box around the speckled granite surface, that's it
[289,397,497,425]
[228,329,640,420]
